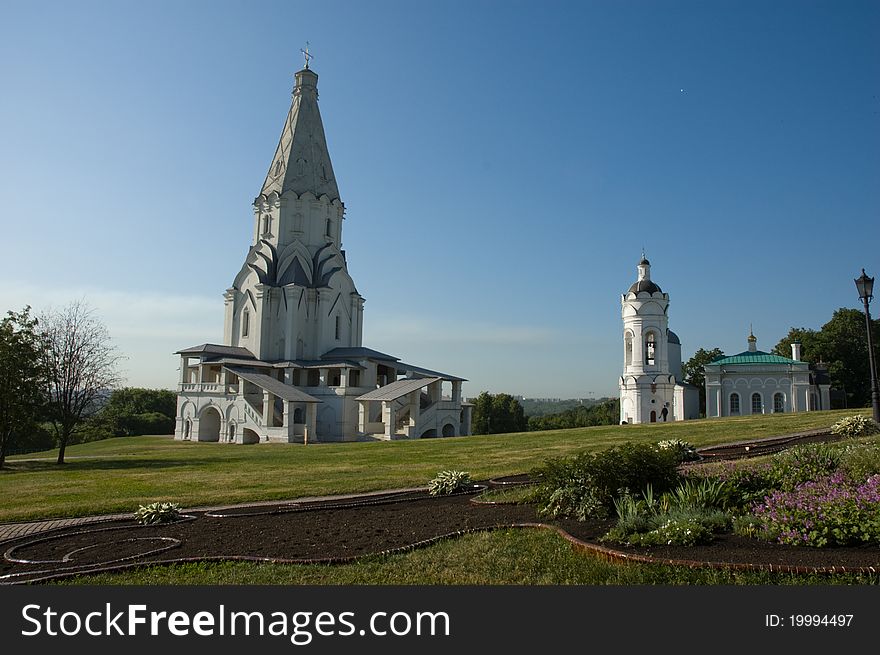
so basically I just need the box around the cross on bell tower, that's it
[300,42,314,69]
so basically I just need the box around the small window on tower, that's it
[262,215,271,235]
[326,218,332,238]
[242,309,250,338]
[645,332,656,366]
[335,316,340,340]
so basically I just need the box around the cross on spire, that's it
[300,42,314,69]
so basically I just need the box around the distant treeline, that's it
[519,397,612,418]
[469,393,620,434]
[526,398,620,431]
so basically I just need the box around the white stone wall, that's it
[704,364,824,417]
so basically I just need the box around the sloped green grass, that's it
[0,409,863,522]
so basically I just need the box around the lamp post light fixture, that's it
[854,268,880,424]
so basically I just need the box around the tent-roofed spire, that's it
[259,66,340,202]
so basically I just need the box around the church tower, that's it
[618,257,679,424]
[174,61,471,445]
[223,65,365,362]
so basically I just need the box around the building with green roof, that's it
[704,331,831,417]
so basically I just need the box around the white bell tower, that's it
[619,257,677,424]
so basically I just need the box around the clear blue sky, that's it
[1,0,878,399]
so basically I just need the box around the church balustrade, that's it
[180,382,225,394]
[243,400,263,426]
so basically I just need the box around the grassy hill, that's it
[0,409,862,523]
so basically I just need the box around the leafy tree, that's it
[100,388,177,436]
[682,347,724,417]
[471,392,527,434]
[0,307,48,468]
[774,308,880,408]
[41,301,123,464]
[772,327,821,362]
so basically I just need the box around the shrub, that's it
[602,480,732,546]
[530,442,681,521]
[768,443,841,491]
[839,440,880,483]
[689,462,776,510]
[831,415,880,438]
[428,470,472,496]
[666,477,729,510]
[655,439,700,463]
[134,502,181,525]
[732,514,773,540]
[751,473,880,547]
[603,507,725,547]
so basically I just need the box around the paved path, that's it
[0,487,424,544]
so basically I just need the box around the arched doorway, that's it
[650,410,657,423]
[198,407,221,442]
[183,419,192,440]
[442,423,455,437]
[241,428,260,444]
[227,421,236,442]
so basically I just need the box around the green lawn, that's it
[0,409,862,523]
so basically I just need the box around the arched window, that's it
[293,407,304,424]
[262,215,271,235]
[624,331,633,367]
[645,332,656,366]
[751,393,763,414]
[729,393,740,415]
[326,218,332,237]
[242,309,250,338]
[773,392,784,413]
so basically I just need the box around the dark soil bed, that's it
[2,487,879,583]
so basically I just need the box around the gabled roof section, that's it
[708,350,803,366]
[176,344,256,358]
[398,362,466,382]
[226,367,321,403]
[356,377,441,402]
[322,347,401,362]
[259,67,340,202]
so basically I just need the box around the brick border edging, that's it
[5,520,878,585]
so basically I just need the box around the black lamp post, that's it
[854,269,880,423]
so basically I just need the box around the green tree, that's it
[0,307,48,468]
[471,392,527,434]
[772,327,820,362]
[682,347,724,417]
[774,308,880,408]
[100,387,177,436]
[41,301,123,464]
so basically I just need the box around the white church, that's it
[703,332,832,417]
[618,257,833,424]
[175,64,472,444]
[618,257,700,424]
